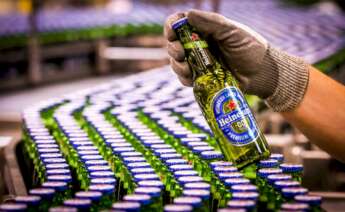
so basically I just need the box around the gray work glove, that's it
[164,9,309,112]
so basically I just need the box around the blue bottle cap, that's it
[111,142,132,148]
[269,153,284,162]
[112,147,135,154]
[227,200,256,209]
[182,189,210,200]
[164,204,193,212]
[186,141,208,148]
[77,146,98,151]
[282,187,308,198]
[280,203,309,211]
[103,134,124,140]
[0,203,27,211]
[68,137,90,142]
[130,167,155,174]
[66,133,87,138]
[174,170,198,177]
[210,161,234,168]
[258,159,279,168]
[105,138,127,145]
[42,181,68,191]
[294,195,322,206]
[154,148,177,156]
[32,135,54,140]
[89,184,115,194]
[267,174,292,184]
[231,184,258,192]
[14,196,41,205]
[46,163,69,169]
[85,160,108,166]
[120,152,143,157]
[133,173,159,182]
[217,209,246,212]
[127,162,151,169]
[280,163,303,173]
[169,164,193,171]
[213,166,238,173]
[112,201,141,211]
[47,175,72,183]
[42,158,66,164]
[200,150,224,160]
[122,157,146,164]
[218,172,243,180]
[142,140,165,147]
[187,134,208,139]
[48,206,77,212]
[172,130,190,138]
[137,180,164,189]
[40,153,63,159]
[81,155,103,161]
[274,180,300,190]
[90,171,115,178]
[28,128,48,133]
[257,168,283,178]
[231,192,259,200]
[34,139,55,145]
[90,177,116,185]
[224,178,250,187]
[180,138,201,145]
[160,153,183,161]
[191,146,214,154]
[177,176,204,185]
[75,191,103,201]
[37,144,59,149]
[135,187,162,198]
[71,141,94,148]
[46,169,71,176]
[150,144,172,149]
[29,188,55,199]
[165,159,188,166]
[64,199,91,209]
[138,135,161,141]
[34,140,56,146]
[184,182,211,190]
[78,150,100,156]
[123,194,152,205]
[173,196,202,207]
[87,165,111,172]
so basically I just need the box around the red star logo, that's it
[227,100,236,111]
[191,33,199,41]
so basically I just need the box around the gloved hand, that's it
[164,9,309,112]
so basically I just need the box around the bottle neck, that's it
[175,24,216,79]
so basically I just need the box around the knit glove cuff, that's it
[262,46,309,112]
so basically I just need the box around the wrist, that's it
[264,47,310,112]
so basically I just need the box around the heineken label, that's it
[212,87,259,146]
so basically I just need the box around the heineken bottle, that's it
[172,17,270,168]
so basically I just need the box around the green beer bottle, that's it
[172,17,270,168]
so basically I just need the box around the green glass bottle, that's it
[172,17,270,169]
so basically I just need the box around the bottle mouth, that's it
[172,17,188,30]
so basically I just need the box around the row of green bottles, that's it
[104,110,182,203]
[136,110,232,209]
[72,107,134,201]
[41,106,90,190]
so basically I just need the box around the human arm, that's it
[282,67,345,162]
[164,9,345,162]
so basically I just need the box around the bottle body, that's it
[172,17,270,168]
